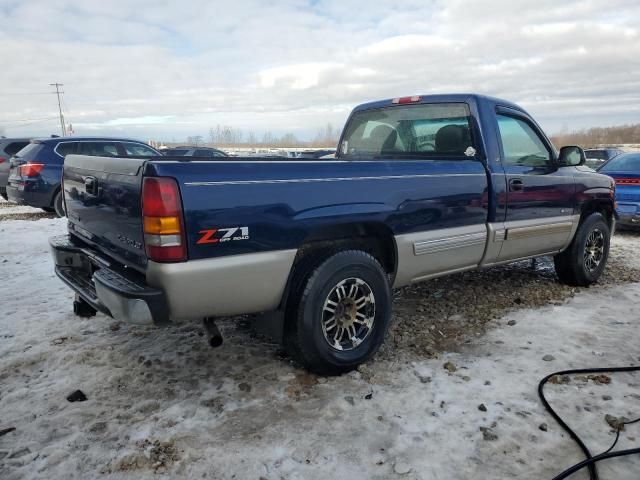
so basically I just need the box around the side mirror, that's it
[558,146,586,167]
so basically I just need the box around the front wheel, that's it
[285,250,392,375]
[554,212,610,286]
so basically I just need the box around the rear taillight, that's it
[18,162,44,177]
[142,177,187,262]
[0,157,6,164]
[614,178,640,185]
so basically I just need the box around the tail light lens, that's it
[142,177,187,262]
[18,162,45,177]
[614,177,640,186]
[0,157,6,164]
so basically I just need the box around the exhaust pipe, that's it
[203,317,223,348]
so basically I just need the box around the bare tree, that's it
[313,123,339,147]
[551,123,640,148]
[187,135,203,146]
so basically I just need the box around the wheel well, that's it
[50,185,61,207]
[279,222,397,311]
[580,201,614,229]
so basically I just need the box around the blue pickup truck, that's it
[50,94,616,374]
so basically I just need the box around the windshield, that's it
[585,150,608,160]
[599,153,640,173]
[340,103,474,159]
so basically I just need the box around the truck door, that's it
[495,108,576,262]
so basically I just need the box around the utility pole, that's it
[50,82,66,137]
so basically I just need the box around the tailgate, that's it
[63,154,148,271]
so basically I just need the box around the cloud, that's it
[0,0,639,140]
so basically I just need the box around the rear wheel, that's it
[554,213,610,286]
[285,250,391,375]
[53,190,65,217]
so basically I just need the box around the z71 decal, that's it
[197,226,250,245]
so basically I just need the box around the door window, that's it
[497,115,552,167]
[78,142,119,156]
[122,142,158,156]
[193,149,216,157]
[55,142,78,157]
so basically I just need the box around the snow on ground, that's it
[1,210,640,479]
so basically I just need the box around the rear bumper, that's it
[49,235,170,325]
[617,213,640,227]
[6,182,52,208]
[616,204,640,227]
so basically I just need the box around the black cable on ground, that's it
[538,366,640,480]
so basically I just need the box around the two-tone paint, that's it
[58,94,615,324]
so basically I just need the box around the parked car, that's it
[50,94,615,374]
[297,149,336,158]
[6,137,161,217]
[0,137,31,200]
[162,146,227,157]
[597,152,640,228]
[584,147,623,169]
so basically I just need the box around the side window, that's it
[122,142,158,156]
[55,142,78,157]
[5,142,29,156]
[194,149,215,157]
[341,103,475,159]
[497,115,552,167]
[79,142,119,157]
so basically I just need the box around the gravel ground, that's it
[380,237,640,362]
[0,199,55,221]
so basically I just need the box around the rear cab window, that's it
[600,154,640,173]
[340,103,476,159]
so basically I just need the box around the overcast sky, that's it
[1,0,639,142]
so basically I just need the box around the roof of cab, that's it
[352,93,525,113]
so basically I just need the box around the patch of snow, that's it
[0,217,639,479]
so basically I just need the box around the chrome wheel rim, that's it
[321,277,375,351]
[584,228,605,273]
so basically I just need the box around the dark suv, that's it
[161,146,227,157]
[7,137,160,216]
[0,138,31,199]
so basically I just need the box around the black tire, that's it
[53,190,66,217]
[42,207,55,213]
[285,250,392,375]
[554,213,610,286]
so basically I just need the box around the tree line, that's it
[551,123,640,148]
[186,123,340,148]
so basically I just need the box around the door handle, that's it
[509,178,524,192]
